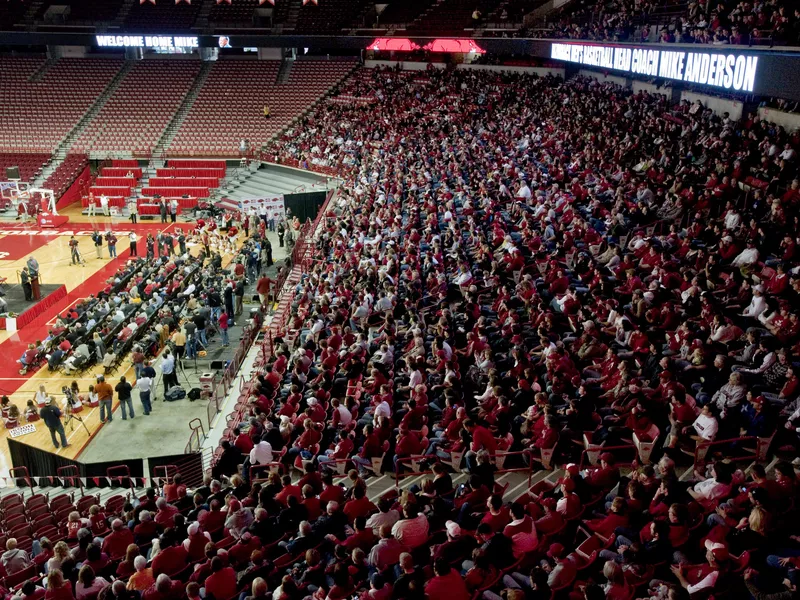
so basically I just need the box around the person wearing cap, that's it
[534,496,565,535]
[583,452,620,492]
[741,284,768,319]
[431,520,477,564]
[739,393,774,438]
[556,479,583,519]
[670,539,730,596]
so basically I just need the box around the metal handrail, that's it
[8,466,34,497]
[56,465,84,496]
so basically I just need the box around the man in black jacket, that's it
[40,397,70,449]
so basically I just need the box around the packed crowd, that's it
[2,64,800,600]
[540,0,800,45]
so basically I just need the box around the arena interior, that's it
[0,1,799,600]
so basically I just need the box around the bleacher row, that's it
[83,160,227,212]
[167,60,355,156]
[0,57,354,174]
[19,257,194,380]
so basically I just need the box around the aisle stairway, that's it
[152,61,215,158]
[33,61,134,188]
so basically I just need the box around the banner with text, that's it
[238,196,286,220]
[551,42,759,93]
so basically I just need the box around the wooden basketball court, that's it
[0,204,202,473]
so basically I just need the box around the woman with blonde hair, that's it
[45,569,74,600]
[602,560,630,600]
[47,541,71,574]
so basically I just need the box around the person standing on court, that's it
[40,397,70,449]
[21,267,32,301]
[160,200,168,224]
[87,192,97,217]
[69,236,81,265]
[219,311,230,347]
[177,230,187,255]
[92,230,103,259]
[169,199,178,223]
[172,328,186,363]
[115,376,134,420]
[161,350,177,394]
[95,375,114,423]
[277,221,285,247]
[106,232,118,258]
[224,283,235,324]
[27,256,41,300]
[135,373,153,415]
[129,232,138,257]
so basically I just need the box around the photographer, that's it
[40,397,69,449]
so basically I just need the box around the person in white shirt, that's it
[671,540,727,595]
[688,462,732,503]
[332,399,352,427]
[742,286,767,319]
[731,242,759,268]
[691,404,719,441]
[34,385,48,408]
[723,206,742,230]
[100,195,109,216]
[249,440,273,466]
[516,181,532,200]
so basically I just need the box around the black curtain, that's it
[283,191,326,224]
[8,438,146,489]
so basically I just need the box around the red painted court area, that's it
[0,234,54,260]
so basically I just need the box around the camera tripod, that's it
[64,410,91,435]
[70,246,86,267]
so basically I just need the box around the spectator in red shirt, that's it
[102,519,134,559]
[151,531,188,577]
[343,486,377,524]
[154,498,179,529]
[203,556,237,600]
[424,558,470,600]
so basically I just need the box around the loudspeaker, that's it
[210,360,225,371]
[5,166,20,180]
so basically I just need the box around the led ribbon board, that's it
[551,42,759,93]
[96,35,199,49]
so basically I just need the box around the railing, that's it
[153,464,178,487]
[394,450,535,489]
[578,443,639,470]
[249,462,284,483]
[693,435,771,471]
[206,188,338,470]
[56,465,84,496]
[106,465,134,491]
[8,466,34,497]
[185,418,205,454]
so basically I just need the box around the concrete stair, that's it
[33,61,134,188]
[153,61,214,157]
